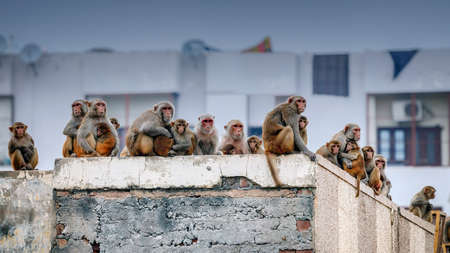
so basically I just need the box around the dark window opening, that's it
[377,127,441,166]
[313,54,349,97]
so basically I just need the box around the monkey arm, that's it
[8,141,16,155]
[141,125,172,138]
[77,124,96,153]
[289,115,315,161]
[172,143,191,152]
[339,152,358,160]
[63,119,79,137]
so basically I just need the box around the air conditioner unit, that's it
[392,100,423,122]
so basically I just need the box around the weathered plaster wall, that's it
[0,171,55,253]
[53,181,314,252]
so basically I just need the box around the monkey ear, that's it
[170,121,175,127]
[198,117,201,121]
[344,126,350,133]
[87,101,92,107]
[186,122,189,127]
[288,96,294,104]
[153,105,159,111]
[224,125,227,130]
[24,125,28,131]
[9,126,13,132]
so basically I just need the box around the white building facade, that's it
[0,49,449,212]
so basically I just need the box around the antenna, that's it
[20,43,42,76]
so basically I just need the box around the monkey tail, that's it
[355,174,361,198]
[126,130,139,155]
[265,151,282,187]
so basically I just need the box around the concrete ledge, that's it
[399,207,435,233]
[317,155,397,209]
[53,154,317,190]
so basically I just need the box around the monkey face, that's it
[201,118,214,131]
[352,127,361,141]
[295,97,306,113]
[176,123,186,134]
[161,106,173,122]
[230,122,243,140]
[375,159,385,169]
[15,125,26,137]
[363,147,374,160]
[248,139,258,149]
[10,123,27,137]
[299,118,307,129]
[331,144,340,155]
[94,101,106,116]
[72,102,83,116]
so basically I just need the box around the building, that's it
[0,48,449,212]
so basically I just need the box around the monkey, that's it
[341,140,366,197]
[221,144,244,155]
[62,99,88,157]
[298,115,308,145]
[168,119,196,156]
[153,136,174,157]
[374,154,392,200]
[361,146,375,184]
[331,123,361,168]
[125,101,174,156]
[110,117,120,130]
[76,99,119,157]
[218,120,249,155]
[262,96,316,186]
[194,114,221,155]
[247,135,264,154]
[368,165,382,195]
[409,186,436,223]
[8,122,39,170]
[95,123,117,156]
[119,146,130,157]
[315,140,341,167]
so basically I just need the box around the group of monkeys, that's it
[7,95,443,225]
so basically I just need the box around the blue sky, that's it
[1,0,450,53]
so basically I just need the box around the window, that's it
[313,54,349,96]
[0,96,13,166]
[377,127,441,166]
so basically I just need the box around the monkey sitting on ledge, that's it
[8,122,39,170]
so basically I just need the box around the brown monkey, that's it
[247,135,264,154]
[169,119,196,156]
[374,155,392,199]
[76,99,119,157]
[332,123,361,167]
[342,140,366,197]
[298,115,308,145]
[221,144,243,155]
[368,165,382,195]
[315,140,340,167]
[62,99,88,157]
[194,114,220,155]
[95,123,117,156]
[262,96,316,186]
[218,120,249,154]
[8,122,38,170]
[110,117,120,130]
[409,186,436,222]
[361,146,375,184]
[126,101,174,156]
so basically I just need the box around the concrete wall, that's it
[0,155,436,252]
[0,171,55,253]
[314,156,435,253]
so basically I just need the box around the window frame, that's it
[377,126,442,166]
